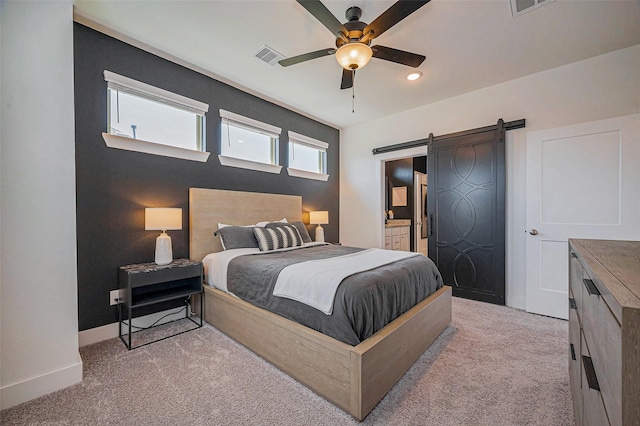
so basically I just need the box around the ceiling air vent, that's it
[255,45,285,66]
[510,0,553,17]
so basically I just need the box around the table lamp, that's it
[145,208,182,265]
[309,211,329,243]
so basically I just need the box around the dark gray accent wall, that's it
[74,24,340,331]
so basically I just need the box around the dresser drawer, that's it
[582,272,621,426]
[569,251,584,321]
[581,333,611,426]
[569,306,582,425]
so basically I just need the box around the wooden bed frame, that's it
[189,188,452,421]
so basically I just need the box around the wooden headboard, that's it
[189,188,303,261]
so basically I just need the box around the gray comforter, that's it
[227,244,443,346]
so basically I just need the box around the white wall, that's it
[0,1,82,409]
[340,45,640,309]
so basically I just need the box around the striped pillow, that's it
[253,225,303,251]
[266,221,312,243]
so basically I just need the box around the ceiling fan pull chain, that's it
[352,69,356,113]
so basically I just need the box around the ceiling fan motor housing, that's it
[336,7,369,48]
[346,6,362,21]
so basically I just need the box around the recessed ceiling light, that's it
[406,71,423,81]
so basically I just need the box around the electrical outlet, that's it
[110,289,124,306]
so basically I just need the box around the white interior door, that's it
[414,172,428,255]
[525,114,640,319]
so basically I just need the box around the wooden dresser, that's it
[568,239,640,425]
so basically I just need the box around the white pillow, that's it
[218,222,244,229]
[219,218,287,229]
[255,218,288,227]
[218,222,256,229]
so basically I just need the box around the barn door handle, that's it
[570,343,576,361]
[569,298,577,310]
[429,214,434,236]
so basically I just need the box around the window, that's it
[287,131,329,181]
[219,109,282,174]
[102,71,210,162]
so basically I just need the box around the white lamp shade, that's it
[310,211,329,225]
[145,208,182,231]
[335,43,372,70]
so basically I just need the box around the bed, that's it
[189,188,452,421]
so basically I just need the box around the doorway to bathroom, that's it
[384,156,427,254]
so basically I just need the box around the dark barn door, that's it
[427,121,505,305]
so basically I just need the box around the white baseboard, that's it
[78,305,194,347]
[78,323,120,347]
[1,353,83,410]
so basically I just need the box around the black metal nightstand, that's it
[118,258,203,350]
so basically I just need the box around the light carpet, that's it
[1,297,573,425]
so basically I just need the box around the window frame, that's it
[101,70,210,163]
[218,109,282,174]
[287,131,330,181]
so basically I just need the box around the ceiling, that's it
[73,0,640,129]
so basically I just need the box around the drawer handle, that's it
[570,343,576,361]
[582,355,601,391]
[569,298,577,310]
[583,278,600,296]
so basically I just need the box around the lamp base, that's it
[315,225,325,243]
[155,231,173,265]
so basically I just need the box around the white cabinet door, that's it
[392,235,401,250]
[525,114,640,319]
[384,228,392,250]
[384,236,391,250]
[400,234,410,251]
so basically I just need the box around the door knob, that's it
[529,229,539,235]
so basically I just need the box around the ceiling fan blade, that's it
[279,48,335,67]
[296,0,348,41]
[372,45,425,68]
[340,69,353,90]
[364,1,430,40]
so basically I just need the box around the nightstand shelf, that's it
[130,279,201,307]
[118,258,203,350]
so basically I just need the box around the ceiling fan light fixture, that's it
[406,71,423,81]
[335,43,372,70]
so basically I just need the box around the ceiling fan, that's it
[279,0,430,90]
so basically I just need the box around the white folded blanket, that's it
[273,248,420,315]
[202,242,329,293]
